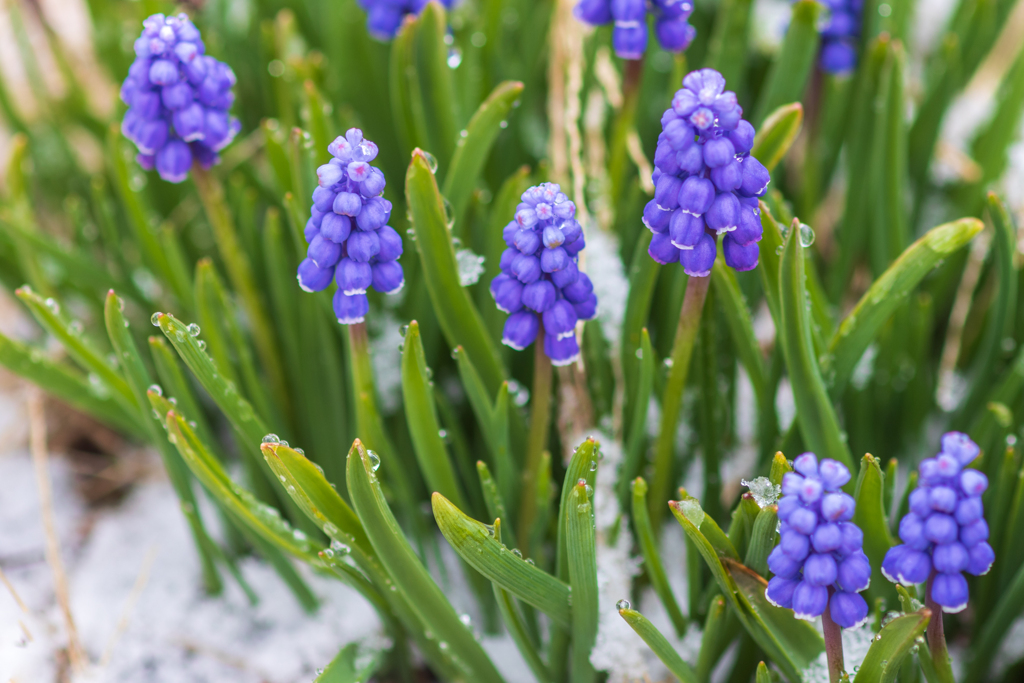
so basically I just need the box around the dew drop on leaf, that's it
[616,599,630,611]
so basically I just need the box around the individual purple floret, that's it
[574,0,696,59]
[357,0,456,41]
[490,183,597,366]
[120,13,241,183]
[644,68,769,276]
[814,0,862,73]
[766,453,871,628]
[882,432,993,613]
[296,129,403,324]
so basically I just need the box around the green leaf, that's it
[778,221,853,469]
[389,17,428,156]
[632,477,686,637]
[566,481,598,683]
[706,0,754,89]
[105,291,222,595]
[754,0,821,125]
[852,611,930,683]
[401,320,468,508]
[696,595,735,681]
[969,46,1024,197]
[965,559,1024,683]
[491,526,552,683]
[432,492,572,628]
[757,202,786,327]
[712,263,768,406]
[618,607,699,683]
[670,499,823,680]
[621,231,659,417]
[442,80,524,232]
[347,444,505,683]
[406,149,506,394]
[744,504,779,578]
[852,454,896,605]
[16,287,134,411]
[414,2,458,169]
[314,641,383,683]
[477,460,516,547]
[751,103,804,173]
[823,218,983,397]
[0,330,142,438]
[620,328,654,509]
[756,661,771,683]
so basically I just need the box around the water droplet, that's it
[439,641,450,651]
[585,484,593,498]
[198,340,207,351]
[455,248,486,286]
[44,298,60,314]
[616,599,630,611]
[459,129,468,139]
[438,429,448,440]
[635,347,643,359]
[421,151,439,174]
[262,433,280,444]
[775,245,784,256]
[663,358,674,368]
[459,614,472,627]
[512,548,523,558]
[187,323,201,337]
[368,450,381,471]
[151,312,162,326]
[589,460,597,472]
[443,197,456,229]
[68,320,83,336]
[447,47,462,69]
[677,499,705,528]
[799,222,815,247]
[168,397,177,406]
[295,447,305,455]
[148,384,163,396]
[400,324,409,337]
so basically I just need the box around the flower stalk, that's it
[519,332,554,550]
[926,572,957,683]
[822,588,845,683]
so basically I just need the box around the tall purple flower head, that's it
[490,183,596,366]
[297,129,403,325]
[120,14,241,183]
[574,0,696,59]
[882,432,993,613]
[766,454,871,628]
[357,0,456,41]
[645,69,769,276]
[813,0,862,73]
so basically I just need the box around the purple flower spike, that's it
[490,183,597,365]
[574,0,695,59]
[882,432,993,613]
[121,14,240,182]
[647,68,768,276]
[360,0,456,41]
[296,129,403,323]
[805,0,862,74]
[766,453,870,628]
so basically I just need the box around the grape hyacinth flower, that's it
[766,454,871,628]
[490,183,597,366]
[882,432,994,613]
[297,129,403,325]
[813,0,862,73]
[574,0,697,59]
[120,13,241,183]
[644,68,770,276]
[358,0,456,41]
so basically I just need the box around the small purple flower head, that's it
[121,14,240,183]
[648,68,768,276]
[574,0,695,59]
[359,0,456,41]
[882,432,992,613]
[490,183,597,366]
[297,129,402,324]
[766,453,870,628]
[809,0,862,74]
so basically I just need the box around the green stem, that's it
[649,273,711,528]
[191,165,290,422]
[609,57,645,212]
[518,334,553,551]
[822,588,845,683]
[926,573,957,683]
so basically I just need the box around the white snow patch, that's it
[369,311,404,414]
[994,616,1024,676]
[801,619,875,683]
[584,230,628,349]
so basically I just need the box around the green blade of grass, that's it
[632,477,686,637]
[620,328,654,509]
[618,607,699,683]
[750,103,804,173]
[566,480,598,683]
[432,492,571,627]
[852,454,897,606]
[753,0,821,125]
[852,611,931,683]
[347,442,506,683]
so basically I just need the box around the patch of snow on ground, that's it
[801,618,875,683]
[585,230,628,349]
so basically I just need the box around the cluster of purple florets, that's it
[882,432,994,613]
[766,454,871,628]
[121,13,241,183]
[644,69,769,276]
[357,0,456,41]
[490,183,597,366]
[574,0,696,59]
[297,130,403,325]
[816,0,862,74]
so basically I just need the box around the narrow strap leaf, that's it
[753,0,821,125]
[852,611,931,683]
[566,481,598,683]
[618,607,699,683]
[751,102,804,173]
[743,504,779,578]
[432,492,572,627]
[347,443,506,683]
[632,477,687,637]
[852,454,897,606]
[620,328,654,509]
